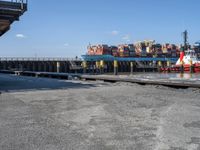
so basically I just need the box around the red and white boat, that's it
[170,49,200,72]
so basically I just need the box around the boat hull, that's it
[161,63,200,73]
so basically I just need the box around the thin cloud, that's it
[122,34,131,42]
[16,34,26,38]
[111,30,119,36]
[64,43,69,47]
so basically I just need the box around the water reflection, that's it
[131,73,200,81]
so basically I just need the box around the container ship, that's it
[87,40,180,59]
[82,31,200,73]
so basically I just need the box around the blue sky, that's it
[1,0,200,57]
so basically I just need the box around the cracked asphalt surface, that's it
[1,74,200,150]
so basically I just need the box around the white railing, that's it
[0,57,82,61]
[0,0,27,10]
[10,0,27,4]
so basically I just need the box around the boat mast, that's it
[183,30,188,51]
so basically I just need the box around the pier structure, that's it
[0,56,179,74]
[0,57,82,73]
[81,55,178,74]
[0,0,27,36]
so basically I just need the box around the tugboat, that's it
[171,49,200,72]
[162,30,200,73]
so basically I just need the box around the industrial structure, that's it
[0,57,82,73]
[0,1,199,75]
[0,0,27,36]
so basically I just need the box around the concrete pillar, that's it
[100,60,104,74]
[157,61,162,72]
[32,63,36,71]
[114,60,118,75]
[27,62,31,71]
[180,61,184,74]
[130,62,134,75]
[190,60,194,73]
[48,63,52,72]
[91,62,95,74]
[167,61,171,73]
[3,62,6,70]
[43,63,47,72]
[121,62,124,72]
[57,62,60,73]
[108,62,112,73]
[38,62,42,72]
[64,62,68,73]
[19,63,23,71]
[82,61,87,74]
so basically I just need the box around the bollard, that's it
[114,60,118,75]
[130,62,134,75]
[180,61,184,74]
[190,59,194,73]
[100,60,104,74]
[56,62,60,73]
[82,61,87,74]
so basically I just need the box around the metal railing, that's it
[0,0,27,10]
[0,57,82,61]
[3,0,27,4]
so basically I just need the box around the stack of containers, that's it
[162,44,168,56]
[96,45,110,55]
[166,44,172,57]
[144,40,154,57]
[128,44,136,57]
[134,42,142,57]
[87,44,111,55]
[118,45,130,57]
[110,46,118,57]
[171,44,178,58]
[87,45,96,55]
[141,42,147,57]
[87,42,181,58]
[152,44,162,57]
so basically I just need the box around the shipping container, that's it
[128,44,136,57]
[87,41,181,58]
[152,44,162,57]
[110,46,118,57]
[87,44,110,55]
[118,45,130,57]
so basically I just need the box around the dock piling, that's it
[130,62,134,75]
[190,60,194,73]
[180,61,184,74]
[100,60,104,74]
[56,62,60,73]
[82,61,87,74]
[114,60,118,75]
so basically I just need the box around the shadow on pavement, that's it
[0,74,95,92]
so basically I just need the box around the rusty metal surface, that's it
[0,0,27,36]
